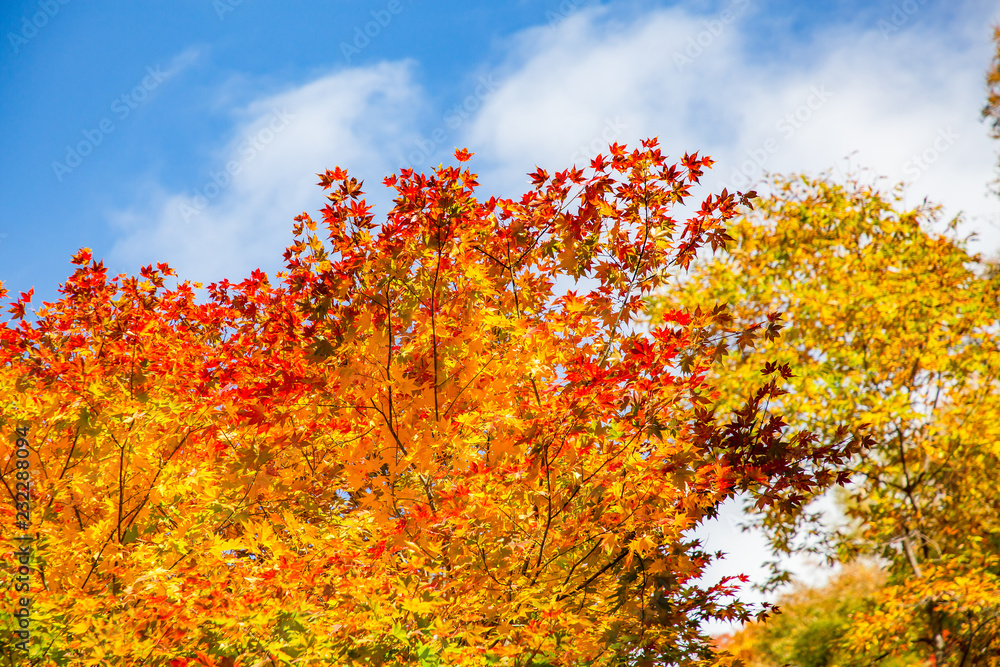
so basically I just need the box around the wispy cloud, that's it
[459,2,999,248]
[109,61,425,284]
[107,1,1000,289]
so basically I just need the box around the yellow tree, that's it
[0,143,863,665]
[719,561,922,667]
[649,174,1000,665]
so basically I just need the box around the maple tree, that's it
[649,173,1000,666]
[0,141,866,665]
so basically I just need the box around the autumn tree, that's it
[718,560,924,667]
[0,142,863,666]
[650,174,1000,666]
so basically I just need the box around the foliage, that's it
[983,25,1000,174]
[649,173,1000,665]
[0,142,863,665]
[718,561,923,667]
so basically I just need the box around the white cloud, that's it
[109,60,425,285]
[460,0,1000,253]
[109,1,1000,288]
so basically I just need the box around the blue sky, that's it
[3,0,998,307]
[3,0,1000,621]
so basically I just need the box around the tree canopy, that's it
[651,172,1000,665]
[717,561,923,667]
[0,142,865,666]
